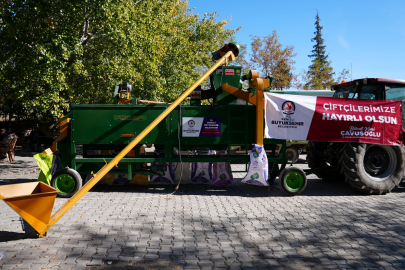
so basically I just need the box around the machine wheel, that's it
[51,168,83,198]
[341,143,405,194]
[286,146,299,163]
[278,167,307,195]
[306,141,344,181]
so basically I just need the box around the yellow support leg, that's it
[37,51,235,237]
[252,78,264,146]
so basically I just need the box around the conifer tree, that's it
[305,11,335,90]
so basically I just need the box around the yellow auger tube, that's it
[253,78,264,146]
[38,51,235,237]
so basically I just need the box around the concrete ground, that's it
[1,154,405,269]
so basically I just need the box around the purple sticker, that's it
[199,118,221,137]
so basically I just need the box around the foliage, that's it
[304,11,335,90]
[249,31,297,90]
[291,66,351,90]
[334,68,350,84]
[231,41,249,68]
[304,59,335,90]
[289,71,305,90]
[0,0,239,129]
[308,11,329,66]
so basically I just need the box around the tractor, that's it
[306,78,405,194]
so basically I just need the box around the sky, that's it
[188,0,405,85]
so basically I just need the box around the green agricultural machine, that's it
[0,44,312,237]
[50,43,310,198]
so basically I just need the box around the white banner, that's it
[264,93,317,140]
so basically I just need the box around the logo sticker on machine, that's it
[182,117,221,137]
[225,69,234,76]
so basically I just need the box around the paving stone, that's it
[3,156,405,269]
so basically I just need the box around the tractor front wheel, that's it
[306,141,344,181]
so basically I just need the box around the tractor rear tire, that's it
[341,143,405,194]
[306,141,344,181]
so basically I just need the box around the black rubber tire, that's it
[51,168,83,198]
[403,146,405,181]
[306,141,344,181]
[341,143,405,194]
[278,167,307,196]
[80,174,88,183]
[286,146,299,164]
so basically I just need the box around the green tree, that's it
[0,0,239,129]
[229,41,249,68]
[249,31,297,90]
[304,11,335,90]
[334,68,350,84]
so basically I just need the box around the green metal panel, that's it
[71,104,174,145]
[70,104,256,147]
[212,66,242,89]
[212,66,242,105]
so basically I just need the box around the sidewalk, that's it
[1,154,405,269]
[0,154,40,183]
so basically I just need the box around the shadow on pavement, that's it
[0,219,38,242]
[0,178,37,185]
[85,177,382,197]
[0,231,37,242]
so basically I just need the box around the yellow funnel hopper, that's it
[0,182,58,235]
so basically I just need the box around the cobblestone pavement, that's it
[2,154,405,269]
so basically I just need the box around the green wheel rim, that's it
[285,172,304,191]
[55,174,76,194]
